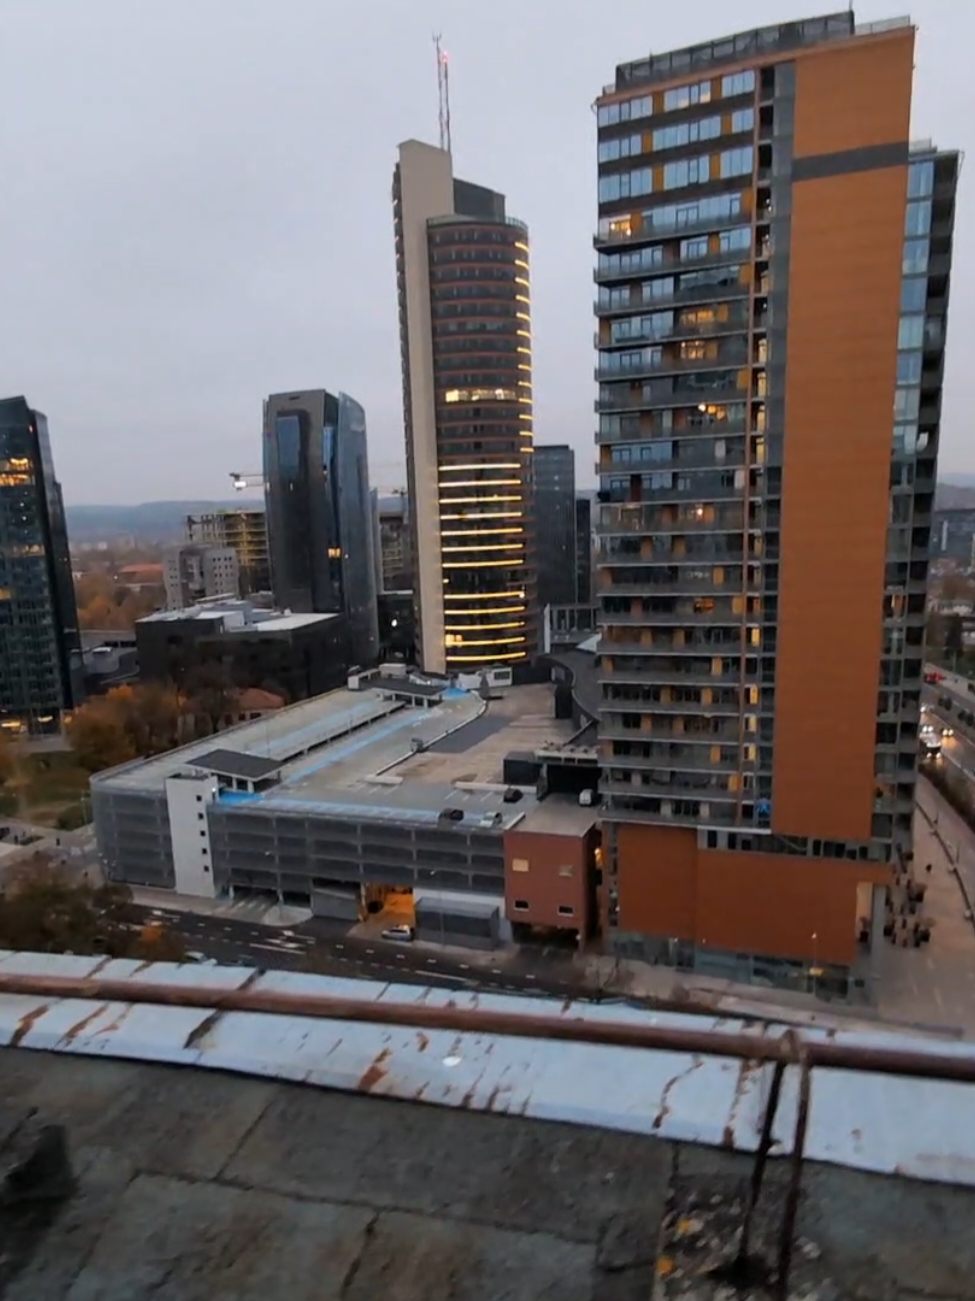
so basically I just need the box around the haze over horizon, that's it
[1,0,971,505]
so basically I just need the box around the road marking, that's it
[525,974,536,981]
[396,954,405,960]
[426,958,437,965]
[365,948,374,956]
[335,943,344,951]
[459,964,470,971]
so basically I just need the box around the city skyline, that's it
[1,0,971,505]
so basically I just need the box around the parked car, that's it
[381,924,415,944]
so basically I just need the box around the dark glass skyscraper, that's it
[0,397,83,733]
[263,389,379,666]
[534,445,577,608]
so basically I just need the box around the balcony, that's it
[595,343,750,384]
[598,441,747,473]
[602,633,751,655]
[605,748,741,773]
[600,718,742,742]
[605,664,756,689]
[598,601,750,622]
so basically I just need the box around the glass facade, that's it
[534,445,577,608]
[263,389,378,666]
[0,397,83,733]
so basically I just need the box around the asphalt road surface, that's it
[132,904,598,1001]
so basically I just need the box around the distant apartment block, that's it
[594,11,957,994]
[394,139,537,673]
[164,544,239,610]
[186,508,270,595]
[0,396,83,733]
[535,445,577,608]
[373,490,414,592]
[263,389,379,666]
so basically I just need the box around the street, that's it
[129,903,595,1001]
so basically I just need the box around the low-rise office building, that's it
[91,679,598,948]
[136,600,350,703]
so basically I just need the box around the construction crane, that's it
[230,464,407,493]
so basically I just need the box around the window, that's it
[680,235,709,259]
[598,134,642,163]
[721,69,756,98]
[598,96,652,127]
[894,388,920,421]
[644,191,744,232]
[720,146,753,179]
[444,387,517,403]
[642,276,674,301]
[599,167,653,202]
[905,201,932,238]
[663,80,712,112]
[511,857,529,873]
[663,155,710,189]
[197,812,205,821]
[897,352,922,385]
[730,107,755,133]
[557,904,575,917]
[719,226,752,253]
[902,239,929,276]
[893,423,918,455]
[558,864,574,877]
[897,315,924,350]
[900,278,926,313]
[907,159,934,200]
[652,116,721,151]
[513,899,530,911]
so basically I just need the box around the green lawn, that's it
[2,751,91,827]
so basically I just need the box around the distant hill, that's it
[65,500,260,543]
[936,483,975,510]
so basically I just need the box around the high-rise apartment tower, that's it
[594,11,957,993]
[393,139,536,674]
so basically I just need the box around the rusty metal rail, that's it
[3,969,975,1298]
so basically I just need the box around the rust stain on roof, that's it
[653,1057,702,1132]
[359,1047,392,1092]
[10,1002,51,1048]
[416,1031,430,1053]
[59,1003,110,1045]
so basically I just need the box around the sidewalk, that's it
[129,886,311,929]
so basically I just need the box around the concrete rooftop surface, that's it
[93,681,581,829]
[2,953,975,1297]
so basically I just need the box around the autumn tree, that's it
[66,682,183,773]
[178,662,236,738]
[0,858,186,961]
[66,700,136,773]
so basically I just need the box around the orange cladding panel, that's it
[615,823,696,937]
[792,30,914,158]
[695,850,860,964]
[772,162,907,841]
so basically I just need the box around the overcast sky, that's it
[0,0,969,504]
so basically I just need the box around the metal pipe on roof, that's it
[4,972,975,1084]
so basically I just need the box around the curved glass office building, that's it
[263,389,378,667]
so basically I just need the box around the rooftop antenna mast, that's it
[434,34,452,154]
